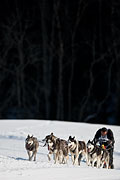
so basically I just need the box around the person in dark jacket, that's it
[93,127,115,169]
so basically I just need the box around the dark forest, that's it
[0,0,120,125]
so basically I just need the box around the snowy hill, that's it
[0,120,120,180]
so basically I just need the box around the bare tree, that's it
[53,1,64,120]
[40,0,56,119]
[79,35,116,123]
[68,0,88,121]
[0,9,41,118]
[111,0,120,125]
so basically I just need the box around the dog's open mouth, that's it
[26,143,31,149]
[87,148,91,152]
[48,144,53,151]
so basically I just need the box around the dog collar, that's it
[88,146,96,155]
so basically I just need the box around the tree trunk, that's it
[41,0,50,119]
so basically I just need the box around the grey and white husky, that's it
[87,140,110,168]
[68,136,87,165]
[25,135,39,161]
[43,133,69,164]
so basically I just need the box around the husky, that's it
[87,140,110,168]
[68,136,87,165]
[42,133,57,161]
[25,135,39,161]
[43,133,69,164]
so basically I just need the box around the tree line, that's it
[0,0,120,125]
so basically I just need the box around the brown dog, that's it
[43,133,69,164]
[25,135,39,161]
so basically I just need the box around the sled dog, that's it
[42,132,57,161]
[68,136,87,165]
[87,140,110,168]
[25,135,39,161]
[43,133,69,164]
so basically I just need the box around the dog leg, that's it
[28,151,32,161]
[106,162,109,169]
[85,152,88,164]
[54,150,59,164]
[62,155,68,164]
[47,153,51,161]
[88,159,91,166]
[59,151,63,164]
[62,157,65,164]
[100,161,105,168]
[87,159,90,166]
[86,153,90,166]
[30,151,37,161]
[96,158,101,168]
[71,154,75,164]
[107,155,110,169]
[92,158,97,168]
[105,158,109,169]
[74,154,79,165]
[78,153,82,166]
[65,155,69,164]
[33,151,37,161]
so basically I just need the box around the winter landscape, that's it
[0,120,120,180]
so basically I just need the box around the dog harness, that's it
[88,146,101,157]
[26,143,35,151]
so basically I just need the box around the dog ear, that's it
[51,132,53,136]
[56,138,60,143]
[73,136,76,140]
[69,136,71,139]
[31,135,33,138]
[27,134,30,138]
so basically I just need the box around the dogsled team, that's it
[25,127,115,169]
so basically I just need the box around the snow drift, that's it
[0,120,120,180]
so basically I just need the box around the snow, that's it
[0,120,120,180]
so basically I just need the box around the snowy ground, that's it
[0,120,120,180]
